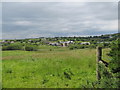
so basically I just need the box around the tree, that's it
[107,38,120,88]
[96,39,120,88]
[25,45,38,51]
[109,39,120,74]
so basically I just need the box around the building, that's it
[80,42,90,45]
[49,42,59,46]
[60,41,74,47]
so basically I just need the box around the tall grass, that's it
[2,48,110,88]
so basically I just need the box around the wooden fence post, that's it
[96,46,102,80]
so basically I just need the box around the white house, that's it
[49,42,59,46]
[10,41,15,43]
[80,42,90,45]
[60,41,74,47]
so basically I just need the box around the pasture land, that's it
[2,48,110,88]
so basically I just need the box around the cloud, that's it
[2,2,118,39]
[13,21,33,26]
[2,0,119,2]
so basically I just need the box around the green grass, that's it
[2,48,110,88]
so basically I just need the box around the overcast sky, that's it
[2,2,118,39]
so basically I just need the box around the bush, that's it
[25,45,38,51]
[97,39,120,88]
[69,45,74,50]
[78,45,86,49]
[2,46,8,51]
[89,44,97,49]
[108,39,120,74]
[2,43,23,50]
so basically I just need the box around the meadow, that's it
[2,47,110,88]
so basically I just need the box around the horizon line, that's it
[1,32,119,40]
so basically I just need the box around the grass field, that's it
[2,48,110,88]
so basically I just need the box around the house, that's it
[49,42,59,46]
[60,41,74,47]
[0,40,10,44]
[28,40,32,42]
[49,41,74,47]
[1,40,7,43]
[97,42,111,44]
[10,41,15,43]
[80,42,90,45]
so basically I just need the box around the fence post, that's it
[96,46,102,80]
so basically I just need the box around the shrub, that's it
[2,46,8,51]
[97,39,120,88]
[2,43,23,50]
[69,44,87,50]
[69,45,74,50]
[108,39,120,88]
[2,43,10,46]
[89,44,97,49]
[108,39,120,74]
[25,45,38,51]
[78,45,86,49]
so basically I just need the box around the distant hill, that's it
[1,33,119,42]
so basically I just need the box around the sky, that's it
[2,2,118,39]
